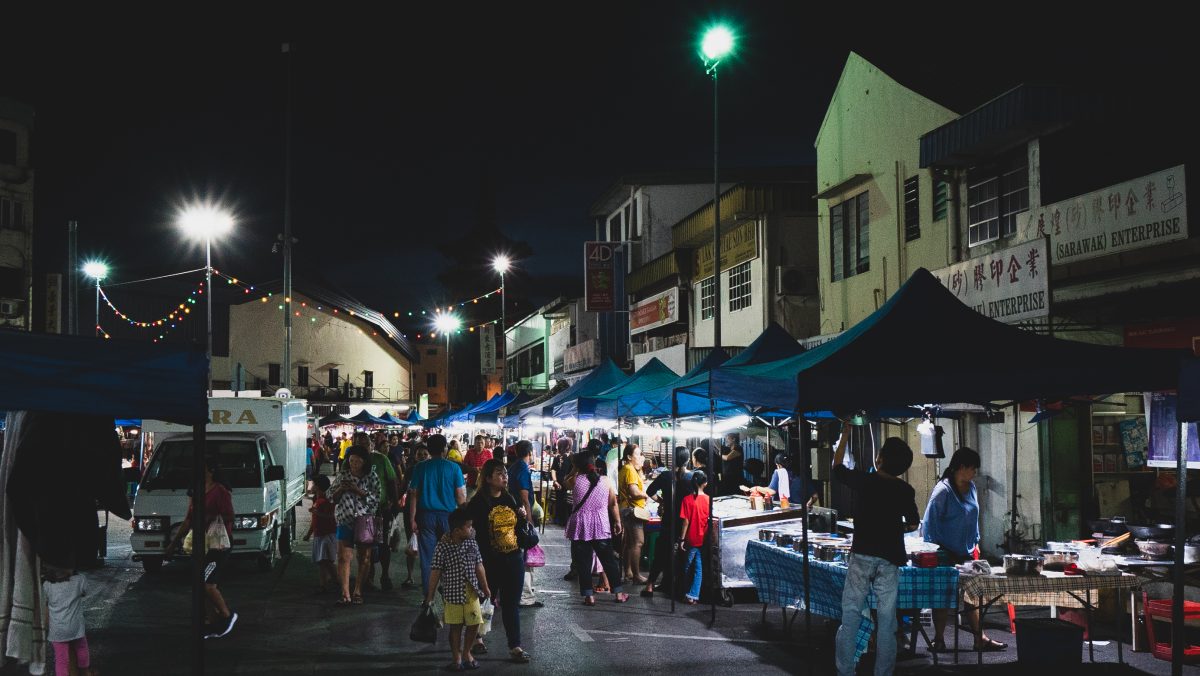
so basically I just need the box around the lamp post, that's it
[435,312,461,407]
[82,261,109,337]
[178,203,234,397]
[700,24,734,351]
[492,255,511,385]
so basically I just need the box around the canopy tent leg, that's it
[1172,423,1187,675]
[191,422,206,676]
[1008,403,1020,554]
[709,399,717,627]
[670,395,679,615]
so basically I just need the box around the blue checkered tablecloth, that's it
[745,540,959,659]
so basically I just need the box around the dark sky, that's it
[3,7,1188,336]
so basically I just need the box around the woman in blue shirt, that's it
[923,447,1004,652]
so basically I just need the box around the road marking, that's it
[580,628,783,645]
[566,622,595,642]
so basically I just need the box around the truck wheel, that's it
[258,529,278,572]
[279,508,295,557]
[142,557,163,573]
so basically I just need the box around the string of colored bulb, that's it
[388,287,503,320]
[98,281,202,342]
[211,268,258,295]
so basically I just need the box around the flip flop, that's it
[582,596,596,606]
[336,597,353,605]
[973,638,1007,651]
[614,592,630,603]
[463,659,481,670]
[352,594,364,605]
[639,589,655,597]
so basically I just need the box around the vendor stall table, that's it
[958,571,1138,665]
[1116,557,1200,652]
[745,540,958,663]
[712,497,807,599]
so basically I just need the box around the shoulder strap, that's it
[572,478,601,514]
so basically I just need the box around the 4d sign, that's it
[211,409,259,425]
[584,242,618,312]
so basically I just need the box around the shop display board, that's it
[1147,392,1200,468]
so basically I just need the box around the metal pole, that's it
[67,221,78,335]
[1009,403,1020,553]
[1172,422,1187,675]
[282,42,294,390]
[94,280,100,337]
[500,271,506,363]
[709,400,717,626]
[446,332,451,408]
[670,397,678,614]
[205,238,213,396]
[711,64,722,352]
[191,422,207,675]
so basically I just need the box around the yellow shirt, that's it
[448,447,464,464]
[338,439,351,459]
[618,463,646,510]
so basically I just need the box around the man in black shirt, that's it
[832,421,918,676]
[641,446,693,597]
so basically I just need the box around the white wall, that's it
[977,410,1043,558]
[634,343,686,375]
[214,291,413,402]
[690,251,767,349]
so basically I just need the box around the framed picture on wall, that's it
[1092,424,1106,445]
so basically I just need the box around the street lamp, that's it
[434,312,461,406]
[700,23,734,351]
[492,255,511,383]
[82,261,109,337]
[178,202,234,396]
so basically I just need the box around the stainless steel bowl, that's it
[1003,554,1043,576]
[1135,539,1173,559]
[775,533,796,548]
[758,529,779,543]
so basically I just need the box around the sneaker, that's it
[211,612,238,638]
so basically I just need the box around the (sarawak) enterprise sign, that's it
[932,238,1050,324]
[629,287,680,335]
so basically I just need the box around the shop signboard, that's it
[932,238,1050,324]
[1146,392,1200,469]
[694,220,759,280]
[479,324,496,374]
[1018,164,1188,266]
[563,339,600,374]
[629,287,680,336]
[801,331,843,350]
[45,273,61,334]
[584,241,618,312]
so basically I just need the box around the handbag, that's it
[409,604,439,643]
[525,544,546,568]
[354,514,377,544]
[516,518,540,550]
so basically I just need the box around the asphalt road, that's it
[1,496,1169,675]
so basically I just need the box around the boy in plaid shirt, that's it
[424,506,491,671]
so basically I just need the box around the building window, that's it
[0,197,14,229]
[363,371,373,388]
[932,178,949,221]
[268,363,280,386]
[328,368,339,388]
[297,366,309,387]
[630,197,640,239]
[608,213,622,241]
[968,151,1028,246]
[700,276,716,320]
[426,372,437,388]
[0,129,15,165]
[728,261,752,312]
[904,176,920,241]
[830,191,869,281]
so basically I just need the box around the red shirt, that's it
[679,493,711,548]
[311,496,336,537]
[463,447,493,487]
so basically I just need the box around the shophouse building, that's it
[0,98,34,331]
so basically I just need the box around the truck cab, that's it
[131,397,307,573]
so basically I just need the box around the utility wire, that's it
[103,267,207,287]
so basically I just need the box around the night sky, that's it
[3,8,1187,337]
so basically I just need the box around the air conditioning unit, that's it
[776,266,816,296]
[0,300,19,317]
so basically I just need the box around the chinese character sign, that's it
[932,238,1049,324]
[480,324,496,374]
[1019,165,1187,265]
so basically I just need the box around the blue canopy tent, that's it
[377,412,408,426]
[318,412,351,427]
[348,409,390,426]
[617,348,730,419]
[708,268,1186,413]
[556,358,681,420]
[516,359,628,423]
[403,409,426,424]
[670,322,806,418]
[469,390,530,424]
[448,394,504,424]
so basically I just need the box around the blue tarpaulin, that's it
[516,359,627,422]
[349,409,390,425]
[0,329,208,424]
[617,348,729,419]
[554,358,679,420]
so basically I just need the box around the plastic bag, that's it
[525,545,546,568]
[479,599,494,636]
[407,532,418,555]
[409,604,439,643]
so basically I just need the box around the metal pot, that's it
[758,529,779,543]
[1127,524,1175,541]
[1088,517,1128,536]
[775,533,796,548]
[1135,539,1174,559]
[1187,545,1200,565]
[1003,554,1043,576]
[1038,549,1080,571]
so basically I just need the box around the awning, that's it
[555,358,680,420]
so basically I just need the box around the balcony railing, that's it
[671,184,807,248]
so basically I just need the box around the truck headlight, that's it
[134,517,166,532]
[233,515,262,530]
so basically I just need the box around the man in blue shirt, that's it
[507,441,543,607]
[407,434,467,595]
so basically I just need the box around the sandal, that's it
[973,637,1007,651]
[352,594,364,605]
[463,658,481,670]
[583,596,596,607]
[639,588,655,597]
[473,639,487,654]
[444,662,464,672]
[593,585,610,594]
[615,592,630,603]
[509,647,531,663]
[336,596,353,605]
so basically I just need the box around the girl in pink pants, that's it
[42,564,94,676]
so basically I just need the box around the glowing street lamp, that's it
[82,261,109,337]
[491,254,512,377]
[434,312,461,405]
[699,23,735,352]
[177,202,234,396]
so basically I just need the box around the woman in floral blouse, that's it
[328,445,380,604]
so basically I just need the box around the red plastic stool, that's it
[1143,591,1200,663]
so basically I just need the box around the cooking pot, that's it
[1187,544,1200,565]
[1003,554,1043,576]
[809,543,842,561]
[1038,549,1080,571]
[1135,539,1173,559]
[758,529,779,543]
[1088,517,1128,536]
[775,533,796,548]
[1127,524,1175,541]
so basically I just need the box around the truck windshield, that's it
[142,439,263,490]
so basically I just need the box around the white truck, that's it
[131,397,308,573]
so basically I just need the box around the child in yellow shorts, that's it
[424,507,491,671]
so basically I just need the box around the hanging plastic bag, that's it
[525,545,546,568]
[407,532,419,555]
[479,599,494,636]
[409,603,439,643]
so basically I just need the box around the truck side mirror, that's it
[265,465,285,482]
